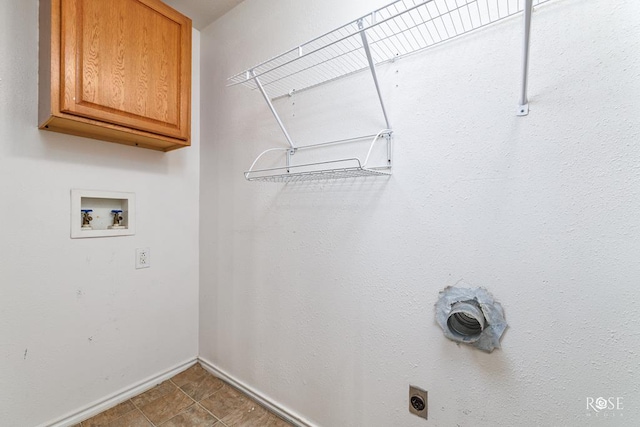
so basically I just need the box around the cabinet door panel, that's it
[60,0,190,140]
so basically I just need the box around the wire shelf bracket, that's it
[517,0,533,116]
[229,0,549,182]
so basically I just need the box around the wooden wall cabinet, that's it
[39,0,192,151]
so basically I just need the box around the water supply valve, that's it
[108,209,125,229]
[81,209,93,229]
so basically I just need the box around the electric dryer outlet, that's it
[409,385,428,420]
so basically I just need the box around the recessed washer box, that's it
[71,189,135,239]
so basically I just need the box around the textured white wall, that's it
[200,0,640,426]
[0,3,200,426]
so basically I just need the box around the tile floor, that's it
[75,363,293,427]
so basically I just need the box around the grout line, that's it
[82,401,140,427]
[137,407,156,427]
[167,380,223,426]
[176,386,207,422]
[141,387,196,427]
[128,390,159,426]
[168,370,225,424]
[195,401,223,425]
[130,382,191,427]
[176,385,199,404]
[197,384,225,404]
[190,371,286,427]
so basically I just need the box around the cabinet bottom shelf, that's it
[40,115,190,152]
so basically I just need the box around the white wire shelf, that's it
[228,0,549,99]
[245,159,392,183]
[244,131,393,183]
[232,0,547,183]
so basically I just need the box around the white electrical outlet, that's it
[136,248,150,269]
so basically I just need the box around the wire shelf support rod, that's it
[358,17,392,130]
[251,70,297,150]
[518,0,533,116]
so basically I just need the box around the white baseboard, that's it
[42,357,198,427]
[198,356,316,427]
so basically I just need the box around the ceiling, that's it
[163,0,245,30]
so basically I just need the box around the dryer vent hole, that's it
[448,311,483,337]
[446,300,486,339]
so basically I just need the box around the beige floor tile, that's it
[200,385,268,426]
[131,380,177,407]
[199,385,254,420]
[171,363,208,387]
[104,409,152,427]
[159,403,219,427]
[138,388,194,425]
[180,372,225,402]
[82,400,136,427]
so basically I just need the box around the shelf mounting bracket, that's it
[251,70,297,149]
[358,19,391,129]
[518,0,533,116]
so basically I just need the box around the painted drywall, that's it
[0,3,200,426]
[199,0,640,426]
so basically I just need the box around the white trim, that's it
[42,358,197,427]
[198,356,316,427]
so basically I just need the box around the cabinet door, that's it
[60,0,191,141]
